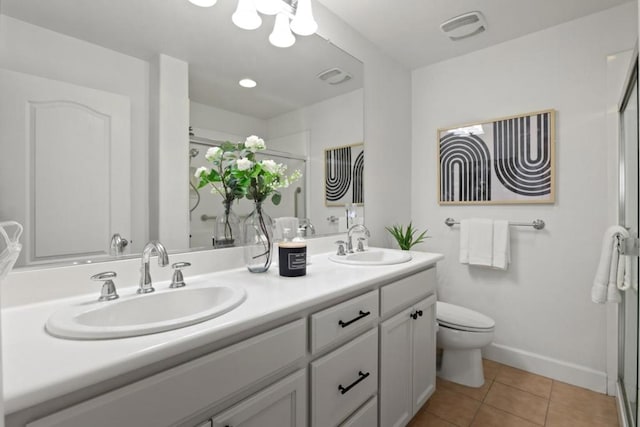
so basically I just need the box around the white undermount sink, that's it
[328,248,412,266]
[46,285,246,340]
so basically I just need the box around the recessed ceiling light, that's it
[239,78,257,88]
[188,0,217,7]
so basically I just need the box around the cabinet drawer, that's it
[211,369,307,427]
[310,290,378,353]
[27,319,307,427]
[339,396,377,427]
[380,267,436,316]
[311,328,378,427]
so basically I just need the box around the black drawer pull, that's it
[338,310,370,328]
[338,371,370,395]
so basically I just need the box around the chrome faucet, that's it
[109,233,128,256]
[139,241,169,294]
[347,224,370,253]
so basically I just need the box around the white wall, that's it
[0,15,150,254]
[190,101,268,140]
[268,88,364,235]
[412,3,637,391]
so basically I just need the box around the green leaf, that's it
[271,192,281,205]
[385,222,429,250]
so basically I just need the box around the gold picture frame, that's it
[438,109,556,205]
[324,143,364,207]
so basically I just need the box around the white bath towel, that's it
[592,226,629,304]
[466,219,494,267]
[607,241,621,304]
[274,217,299,241]
[492,220,511,270]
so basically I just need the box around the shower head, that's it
[189,148,199,159]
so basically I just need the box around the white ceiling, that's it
[1,0,363,119]
[316,0,633,70]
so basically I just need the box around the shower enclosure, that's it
[619,51,639,427]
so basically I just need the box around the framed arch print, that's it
[438,109,555,205]
[324,143,364,206]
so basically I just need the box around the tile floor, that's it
[408,359,619,427]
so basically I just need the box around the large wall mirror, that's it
[0,0,364,268]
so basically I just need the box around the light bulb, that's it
[269,12,295,48]
[188,0,217,6]
[239,78,257,88]
[255,0,281,16]
[232,0,262,30]
[290,0,317,36]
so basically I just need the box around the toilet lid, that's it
[437,301,495,332]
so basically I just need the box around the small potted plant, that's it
[385,222,429,250]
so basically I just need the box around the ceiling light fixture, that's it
[188,0,218,7]
[239,78,257,88]
[269,12,296,48]
[290,0,317,36]
[232,0,262,30]
[189,0,316,48]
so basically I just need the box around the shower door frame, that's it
[618,48,639,427]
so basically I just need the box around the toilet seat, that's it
[437,301,495,333]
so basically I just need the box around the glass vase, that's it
[242,201,274,273]
[214,200,240,249]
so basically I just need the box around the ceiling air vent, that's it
[317,68,352,85]
[440,11,487,41]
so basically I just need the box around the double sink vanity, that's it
[2,238,443,427]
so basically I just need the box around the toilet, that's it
[436,301,495,388]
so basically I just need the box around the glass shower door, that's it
[620,56,639,427]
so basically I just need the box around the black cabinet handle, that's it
[417,310,423,317]
[411,310,424,320]
[338,371,370,395]
[338,310,370,328]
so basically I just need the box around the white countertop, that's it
[2,250,443,414]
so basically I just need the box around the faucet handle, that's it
[334,240,346,256]
[90,271,119,302]
[170,262,191,288]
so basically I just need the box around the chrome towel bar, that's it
[444,217,546,230]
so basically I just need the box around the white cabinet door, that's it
[0,68,131,265]
[211,369,307,427]
[380,306,414,427]
[339,396,377,427]
[380,295,437,427]
[411,295,437,414]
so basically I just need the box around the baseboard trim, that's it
[483,343,608,393]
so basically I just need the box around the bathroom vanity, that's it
[2,247,442,427]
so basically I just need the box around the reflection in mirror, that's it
[188,137,308,248]
[0,0,364,268]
